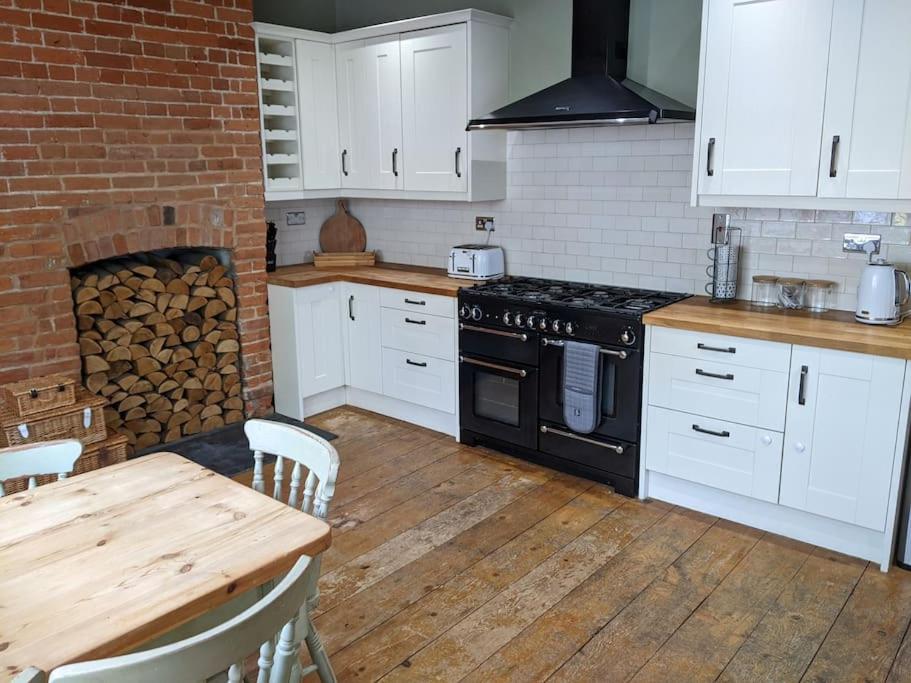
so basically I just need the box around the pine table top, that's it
[0,451,331,679]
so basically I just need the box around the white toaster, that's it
[448,244,504,280]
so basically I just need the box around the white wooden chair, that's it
[244,418,340,683]
[47,554,316,683]
[0,439,82,497]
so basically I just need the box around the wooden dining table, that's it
[0,452,332,679]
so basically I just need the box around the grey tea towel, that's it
[563,340,602,434]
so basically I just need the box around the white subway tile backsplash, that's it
[269,123,907,311]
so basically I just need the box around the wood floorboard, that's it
[230,407,911,682]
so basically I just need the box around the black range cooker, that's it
[457,277,690,497]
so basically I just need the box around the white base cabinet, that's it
[269,282,459,436]
[642,326,911,570]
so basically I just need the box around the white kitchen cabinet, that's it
[817,0,911,200]
[779,346,905,531]
[401,24,468,193]
[381,348,456,414]
[342,283,383,394]
[254,11,510,202]
[294,283,346,399]
[295,39,340,190]
[695,0,833,197]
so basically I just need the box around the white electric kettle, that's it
[855,257,911,325]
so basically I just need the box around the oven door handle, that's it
[459,355,527,378]
[539,425,624,454]
[459,323,528,342]
[541,337,628,360]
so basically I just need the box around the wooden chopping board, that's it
[319,199,367,253]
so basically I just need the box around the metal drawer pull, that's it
[348,294,355,321]
[392,147,399,176]
[540,425,624,454]
[697,342,736,354]
[692,424,730,438]
[459,323,527,342]
[798,365,808,405]
[459,355,527,377]
[455,146,462,178]
[405,358,427,368]
[341,149,348,176]
[404,298,426,306]
[405,317,426,325]
[542,337,627,360]
[706,137,716,176]
[695,368,734,381]
[828,135,840,178]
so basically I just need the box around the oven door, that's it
[459,354,538,449]
[539,336,641,444]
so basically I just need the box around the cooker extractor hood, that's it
[467,0,696,131]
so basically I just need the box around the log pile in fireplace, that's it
[71,251,243,452]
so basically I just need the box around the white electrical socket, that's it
[286,211,306,226]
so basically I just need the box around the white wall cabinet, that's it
[296,39,340,190]
[780,346,905,531]
[254,10,510,203]
[643,325,911,570]
[400,24,468,193]
[693,0,911,210]
[341,282,383,394]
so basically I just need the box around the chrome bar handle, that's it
[459,323,527,342]
[541,337,627,360]
[455,146,462,178]
[828,135,840,178]
[706,137,716,177]
[459,355,527,377]
[539,425,624,454]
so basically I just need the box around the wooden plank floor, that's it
[233,407,911,682]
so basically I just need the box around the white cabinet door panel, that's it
[401,24,468,193]
[648,352,788,431]
[646,406,784,503]
[342,283,383,394]
[364,36,403,190]
[818,0,911,199]
[780,346,905,531]
[697,0,833,196]
[296,39,340,190]
[380,308,456,362]
[382,348,455,413]
[335,40,371,189]
[295,283,345,398]
[379,287,455,318]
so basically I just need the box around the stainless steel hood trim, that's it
[467,116,654,131]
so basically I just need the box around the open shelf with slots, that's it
[257,35,302,193]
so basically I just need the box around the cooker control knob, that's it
[514,313,525,327]
[526,315,537,329]
[565,322,575,336]
[502,311,513,326]
[470,306,483,321]
[551,319,563,333]
[538,317,549,331]
[459,304,471,319]
[620,327,636,346]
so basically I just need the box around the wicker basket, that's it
[0,389,106,447]
[2,430,129,494]
[0,374,76,418]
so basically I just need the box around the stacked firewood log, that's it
[71,252,244,452]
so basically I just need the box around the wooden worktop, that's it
[644,296,911,359]
[267,262,472,297]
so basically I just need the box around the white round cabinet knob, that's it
[761,435,772,446]
[795,442,806,453]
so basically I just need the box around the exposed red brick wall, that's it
[0,0,273,415]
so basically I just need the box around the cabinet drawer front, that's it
[381,308,455,361]
[380,287,454,318]
[381,348,455,414]
[646,406,783,503]
[650,326,791,372]
[648,352,787,431]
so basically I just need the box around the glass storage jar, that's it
[751,275,779,307]
[777,278,805,309]
[804,279,837,312]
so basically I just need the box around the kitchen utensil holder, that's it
[706,227,741,303]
